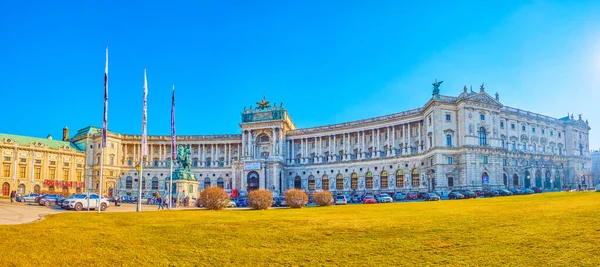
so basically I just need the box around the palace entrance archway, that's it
[247,171,259,191]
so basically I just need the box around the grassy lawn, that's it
[1,193,599,266]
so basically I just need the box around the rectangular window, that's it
[511,124,515,129]
[34,167,41,179]
[482,156,488,164]
[500,122,504,128]
[532,128,535,133]
[63,163,69,167]
[19,165,26,178]
[503,159,507,166]
[447,157,452,164]
[50,161,56,165]
[3,163,10,177]
[522,126,526,131]
[446,114,451,121]
[4,157,10,161]
[480,114,485,120]
[513,160,518,166]
[558,132,561,138]
[76,170,82,182]
[49,168,56,180]
[35,160,42,164]
[550,131,553,136]
[63,169,69,181]
[523,144,527,151]
[20,158,27,163]
[542,129,545,135]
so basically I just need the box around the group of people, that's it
[9,190,17,203]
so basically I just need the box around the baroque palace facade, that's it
[1,85,593,198]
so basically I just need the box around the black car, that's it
[38,194,63,206]
[498,189,513,196]
[417,192,428,199]
[532,187,543,193]
[460,190,477,199]
[448,192,465,199]
[483,190,498,198]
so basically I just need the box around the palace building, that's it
[0,128,87,197]
[2,85,593,198]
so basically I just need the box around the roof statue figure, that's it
[256,95,270,110]
[463,85,468,93]
[495,92,499,101]
[480,83,485,92]
[432,79,443,96]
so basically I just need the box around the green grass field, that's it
[1,193,599,266]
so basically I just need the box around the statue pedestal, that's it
[172,169,199,200]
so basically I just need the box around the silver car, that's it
[20,193,40,203]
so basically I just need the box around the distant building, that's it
[65,85,592,198]
[0,127,87,197]
[592,150,600,186]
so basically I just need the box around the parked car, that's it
[448,192,465,200]
[595,184,600,192]
[38,194,63,206]
[362,195,377,204]
[532,187,543,193]
[63,194,109,211]
[406,192,418,200]
[523,188,535,194]
[483,190,498,197]
[378,194,393,203]
[235,198,248,207]
[224,200,237,208]
[509,188,523,195]
[417,192,428,199]
[335,195,348,205]
[61,194,86,209]
[275,197,287,207]
[424,193,441,201]
[460,190,477,199]
[19,193,40,203]
[350,194,361,203]
[393,192,406,201]
[498,189,513,196]
[475,190,485,197]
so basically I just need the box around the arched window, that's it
[217,177,224,188]
[524,170,531,188]
[381,171,388,188]
[513,174,519,186]
[204,178,211,188]
[294,176,301,189]
[260,135,270,143]
[322,175,329,190]
[503,174,508,186]
[34,185,40,194]
[535,170,542,188]
[18,184,25,194]
[126,176,132,189]
[447,176,454,187]
[151,177,159,190]
[479,127,487,146]
[481,172,489,185]
[396,170,404,187]
[545,171,552,189]
[350,173,358,189]
[336,174,344,190]
[446,134,452,147]
[411,169,420,187]
[365,172,373,189]
[308,175,315,190]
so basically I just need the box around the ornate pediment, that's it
[464,93,503,107]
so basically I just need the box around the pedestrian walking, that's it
[114,195,119,207]
[157,195,164,210]
[10,190,15,203]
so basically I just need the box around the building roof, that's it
[0,133,84,152]
[72,126,103,138]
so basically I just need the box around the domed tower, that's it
[62,126,69,141]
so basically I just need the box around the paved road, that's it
[0,199,62,225]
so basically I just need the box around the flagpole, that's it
[137,68,148,212]
[99,46,108,213]
[169,84,175,210]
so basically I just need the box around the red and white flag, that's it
[171,84,176,160]
[102,47,108,148]
[141,68,148,157]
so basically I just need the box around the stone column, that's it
[371,129,375,157]
[418,121,422,153]
[362,131,365,159]
[403,124,407,153]
[328,136,332,159]
[333,135,337,161]
[392,126,396,156]
[272,127,276,156]
[408,122,412,155]
[387,127,391,156]
[291,139,295,164]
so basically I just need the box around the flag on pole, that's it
[171,84,176,160]
[142,68,148,157]
[102,47,108,148]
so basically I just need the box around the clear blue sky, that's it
[1,0,599,148]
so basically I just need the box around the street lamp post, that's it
[135,161,143,212]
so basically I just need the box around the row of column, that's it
[286,121,424,164]
[241,127,285,159]
[123,143,241,168]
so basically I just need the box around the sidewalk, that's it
[0,199,62,225]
